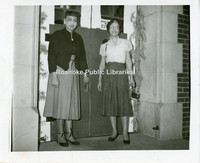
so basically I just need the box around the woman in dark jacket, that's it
[43,10,89,147]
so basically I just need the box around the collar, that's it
[108,37,121,46]
[63,28,75,41]
[63,28,74,35]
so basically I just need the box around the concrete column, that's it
[13,6,40,151]
[139,6,183,140]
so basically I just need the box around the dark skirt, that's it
[101,62,133,117]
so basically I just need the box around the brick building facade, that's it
[177,5,190,140]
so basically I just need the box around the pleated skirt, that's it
[101,62,133,117]
[43,64,80,120]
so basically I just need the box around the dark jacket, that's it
[48,28,88,73]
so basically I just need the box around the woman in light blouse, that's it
[98,19,134,144]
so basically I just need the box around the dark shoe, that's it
[123,139,130,144]
[57,141,69,147]
[67,139,80,145]
[123,134,130,144]
[57,133,69,147]
[65,132,80,145]
[108,134,118,142]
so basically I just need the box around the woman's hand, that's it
[83,73,89,92]
[51,72,59,87]
[98,80,102,91]
[129,76,135,88]
[83,73,89,84]
[98,56,105,91]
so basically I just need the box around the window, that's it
[101,6,124,32]
[54,5,81,25]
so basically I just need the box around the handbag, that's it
[131,91,140,99]
[130,86,140,100]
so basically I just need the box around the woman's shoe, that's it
[64,132,80,145]
[67,139,80,145]
[57,133,69,147]
[108,133,119,142]
[57,141,69,147]
[123,134,130,144]
[123,139,130,144]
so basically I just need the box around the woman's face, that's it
[109,21,120,37]
[64,15,78,32]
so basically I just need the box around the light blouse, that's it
[99,38,133,63]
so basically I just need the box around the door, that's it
[48,24,127,140]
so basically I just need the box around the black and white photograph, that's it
[0,1,200,163]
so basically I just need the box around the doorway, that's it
[39,6,128,142]
[48,25,128,140]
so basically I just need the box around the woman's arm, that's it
[48,34,57,73]
[79,36,88,71]
[126,51,134,86]
[48,34,59,87]
[126,51,132,71]
[78,36,89,85]
[98,56,106,91]
[99,56,106,79]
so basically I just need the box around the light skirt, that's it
[43,64,80,120]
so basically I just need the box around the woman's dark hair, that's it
[64,10,81,19]
[102,39,108,44]
[106,19,121,35]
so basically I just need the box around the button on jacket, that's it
[48,28,88,73]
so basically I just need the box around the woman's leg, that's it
[64,120,73,139]
[109,116,118,137]
[64,120,79,144]
[57,119,68,146]
[121,116,129,140]
[57,119,64,133]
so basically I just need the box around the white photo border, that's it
[0,0,199,163]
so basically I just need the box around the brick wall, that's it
[177,5,190,140]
